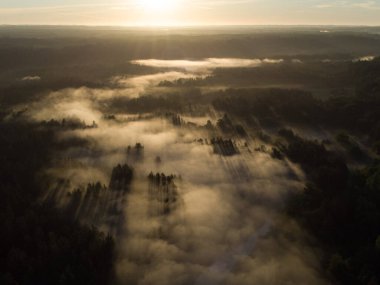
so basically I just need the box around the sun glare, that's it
[138,0,178,12]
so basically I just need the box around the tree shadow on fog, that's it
[60,144,144,238]
[46,162,134,239]
[216,138,302,209]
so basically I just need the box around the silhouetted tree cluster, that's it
[217,114,234,133]
[211,137,239,156]
[205,120,214,131]
[155,156,162,165]
[216,114,247,137]
[271,147,284,160]
[148,173,178,215]
[172,114,182,126]
[65,182,108,219]
[109,164,133,191]
[41,118,97,130]
[126,142,144,163]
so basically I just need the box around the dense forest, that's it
[0,120,115,284]
[0,27,379,285]
[279,130,380,285]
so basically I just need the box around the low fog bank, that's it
[115,131,325,285]
[131,58,284,73]
[18,54,380,283]
[19,68,330,284]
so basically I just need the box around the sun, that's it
[138,0,178,12]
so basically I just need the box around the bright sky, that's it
[1,0,380,26]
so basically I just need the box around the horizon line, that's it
[1,24,380,28]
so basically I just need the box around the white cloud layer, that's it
[22,75,41,81]
[131,58,283,72]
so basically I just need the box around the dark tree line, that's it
[109,164,134,191]
[217,114,247,137]
[212,59,380,147]
[148,173,179,216]
[211,137,239,156]
[0,120,115,285]
[279,130,380,285]
[41,118,98,130]
[212,88,323,129]
[126,143,144,163]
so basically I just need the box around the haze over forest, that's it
[1,3,380,285]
